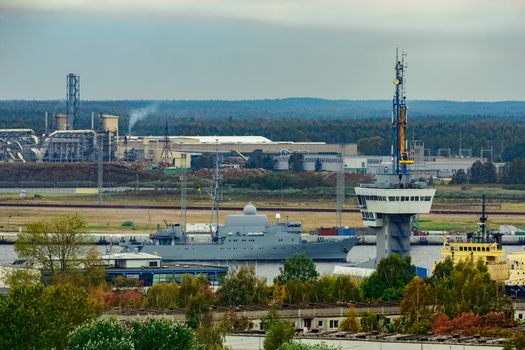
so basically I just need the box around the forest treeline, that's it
[1,99,525,159]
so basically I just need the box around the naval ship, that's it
[124,203,359,261]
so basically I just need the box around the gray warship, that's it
[125,203,359,261]
[123,155,358,261]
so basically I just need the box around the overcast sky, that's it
[0,0,524,100]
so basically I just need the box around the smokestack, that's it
[91,112,95,130]
[44,112,48,134]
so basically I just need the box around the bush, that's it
[68,317,133,350]
[264,321,295,350]
[130,317,195,350]
[121,220,134,227]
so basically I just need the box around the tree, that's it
[145,282,180,308]
[400,277,434,334]
[501,158,525,184]
[469,161,497,184]
[0,284,95,350]
[314,159,323,172]
[278,253,319,284]
[430,258,513,318]
[195,313,228,350]
[217,265,269,306]
[68,317,133,350]
[15,213,90,275]
[130,317,196,350]
[502,142,525,162]
[360,311,379,332]
[339,306,360,332]
[288,153,304,172]
[504,332,525,350]
[264,321,295,350]
[362,254,416,300]
[449,169,468,184]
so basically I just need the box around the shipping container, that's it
[337,228,356,236]
[319,228,337,236]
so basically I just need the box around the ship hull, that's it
[136,237,358,262]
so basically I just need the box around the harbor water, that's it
[1,244,524,282]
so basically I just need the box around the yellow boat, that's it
[437,195,510,283]
[440,236,510,283]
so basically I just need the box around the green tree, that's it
[469,161,497,184]
[288,153,304,172]
[314,159,323,172]
[504,332,525,350]
[217,265,269,306]
[339,306,360,332]
[278,253,319,284]
[15,213,90,275]
[360,311,379,332]
[431,258,513,318]
[131,317,196,350]
[400,277,434,334]
[0,284,95,350]
[195,314,228,350]
[3,267,40,288]
[501,158,525,184]
[362,254,416,300]
[449,169,469,184]
[145,282,180,308]
[264,321,295,350]
[68,317,133,350]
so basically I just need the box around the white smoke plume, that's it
[128,104,159,134]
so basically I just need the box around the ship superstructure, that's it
[355,50,435,264]
[438,195,509,283]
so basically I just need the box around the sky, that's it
[0,0,524,101]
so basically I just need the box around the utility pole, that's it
[97,132,103,205]
[180,154,187,234]
[336,144,345,228]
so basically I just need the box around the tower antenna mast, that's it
[392,49,413,179]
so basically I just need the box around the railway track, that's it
[0,202,523,216]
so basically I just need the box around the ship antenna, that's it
[480,194,487,241]
[208,142,223,241]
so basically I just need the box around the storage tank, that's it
[100,114,119,133]
[54,113,69,130]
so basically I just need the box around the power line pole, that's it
[336,144,345,228]
[97,131,103,205]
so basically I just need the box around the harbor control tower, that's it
[355,50,435,264]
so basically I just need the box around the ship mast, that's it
[392,48,413,180]
[208,151,223,241]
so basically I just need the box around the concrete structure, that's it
[355,179,435,262]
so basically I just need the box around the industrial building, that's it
[0,129,40,162]
[41,113,119,163]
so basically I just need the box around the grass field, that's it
[1,184,525,233]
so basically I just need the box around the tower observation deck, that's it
[355,50,435,264]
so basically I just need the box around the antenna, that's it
[208,146,223,241]
[391,48,413,178]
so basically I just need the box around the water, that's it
[2,244,523,282]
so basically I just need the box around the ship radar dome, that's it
[243,203,257,215]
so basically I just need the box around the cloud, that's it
[2,0,523,33]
